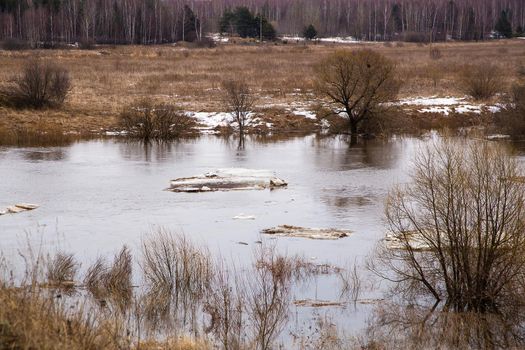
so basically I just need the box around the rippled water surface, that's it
[1,134,429,333]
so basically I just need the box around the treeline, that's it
[0,0,524,45]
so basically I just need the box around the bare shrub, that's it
[314,49,400,143]
[204,261,244,350]
[459,63,503,100]
[244,244,292,350]
[377,139,525,313]
[338,263,361,303]
[119,100,196,141]
[221,79,255,142]
[46,252,78,289]
[1,59,71,108]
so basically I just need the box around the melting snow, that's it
[291,108,317,119]
[395,96,503,115]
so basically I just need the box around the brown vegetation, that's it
[377,139,525,313]
[314,49,400,142]
[0,40,522,138]
[120,100,197,141]
[0,59,71,109]
[221,79,255,141]
[459,62,504,100]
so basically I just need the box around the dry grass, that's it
[0,40,522,136]
[83,247,133,311]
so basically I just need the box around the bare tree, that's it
[314,49,399,144]
[221,79,255,145]
[377,138,525,313]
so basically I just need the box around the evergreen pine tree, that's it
[495,10,513,38]
[303,24,317,40]
[233,7,256,38]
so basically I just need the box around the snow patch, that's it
[207,33,229,43]
[395,96,503,115]
[291,108,317,119]
[233,214,256,220]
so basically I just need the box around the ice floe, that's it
[0,203,39,215]
[169,168,287,192]
[261,225,350,240]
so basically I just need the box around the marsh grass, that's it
[46,252,78,291]
[83,247,132,311]
[141,230,213,333]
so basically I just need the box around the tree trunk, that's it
[350,119,358,145]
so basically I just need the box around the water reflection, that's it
[363,302,525,349]
[22,149,68,162]
[311,137,404,171]
[117,138,199,163]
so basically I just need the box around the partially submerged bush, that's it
[120,101,196,141]
[1,59,71,108]
[378,139,525,313]
[459,63,503,100]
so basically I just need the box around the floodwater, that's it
[0,134,427,335]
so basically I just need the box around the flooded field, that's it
[6,133,519,344]
[0,134,420,257]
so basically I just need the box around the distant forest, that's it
[0,0,524,45]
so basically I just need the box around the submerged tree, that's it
[314,49,399,144]
[379,139,525,313]
[221,79,255,148]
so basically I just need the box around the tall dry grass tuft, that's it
[83,247,133,311]
[46,252,78,290]
[141,230,213,331]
